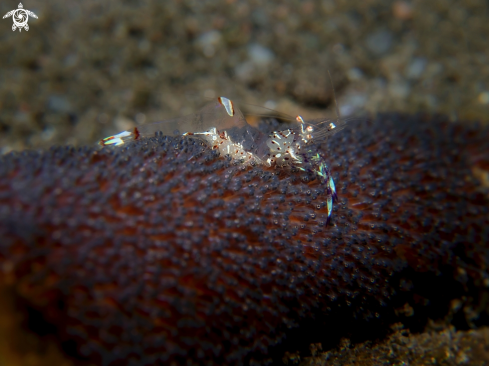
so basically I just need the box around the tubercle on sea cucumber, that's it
[0,113,488,365]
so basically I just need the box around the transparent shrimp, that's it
[100,97,270,164]
[101,97,255,147]
[243,72,346,220]
[99,94,346,220]
[255,112,343,221]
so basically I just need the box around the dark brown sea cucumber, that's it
[0,113,488,365]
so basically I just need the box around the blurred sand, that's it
[300,325,489,366]
[0,0,488,152]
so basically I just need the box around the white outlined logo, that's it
[3,3,37,32]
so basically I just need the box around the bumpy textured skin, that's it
[0,114,488,365]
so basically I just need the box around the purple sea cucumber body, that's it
[0,114,488,365]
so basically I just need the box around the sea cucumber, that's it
[0,113,488,365]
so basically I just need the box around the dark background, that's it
[0,0,487,152]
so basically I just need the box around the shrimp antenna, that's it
[241,102,295,121]
[328,69,342,127]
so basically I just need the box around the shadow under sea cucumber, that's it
[0,113,488,365]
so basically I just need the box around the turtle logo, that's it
[3,3,38,32]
